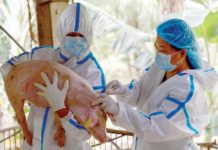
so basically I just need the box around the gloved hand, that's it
[106,80,126,95]
[34,71,69,111]
[92,93,119,116]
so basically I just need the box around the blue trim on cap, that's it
[41,107,49,150]
[74,3,80,32]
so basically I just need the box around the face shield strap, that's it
[74,3,81,32]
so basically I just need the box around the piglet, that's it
[2,60,107,145]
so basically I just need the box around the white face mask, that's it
[63,36,88,57]
[155,51,181,71]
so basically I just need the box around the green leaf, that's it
[194,11,218,43]
[192,0,207,5]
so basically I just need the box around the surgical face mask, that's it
[63,36,88,57]
[155,52,180,71]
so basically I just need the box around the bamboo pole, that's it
[107,128,134,136]
[0,25,26,52]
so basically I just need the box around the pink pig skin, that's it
[4,60,107,145]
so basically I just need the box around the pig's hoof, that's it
[25,132,33,146]
[54,128,65,147]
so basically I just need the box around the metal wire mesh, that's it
[0,126,23,150]
[0,126,218,150]
[89,128,133,150]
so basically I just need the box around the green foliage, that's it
[194,11,218,43]
[192,0,208,5]
[24,104,30,113]
[0,9,11,64]
[0,31,11,63]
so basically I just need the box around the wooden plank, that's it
[36,0,70,46]
[106,128,134,136]
[37,0,69,5]
[36,0,51,5]
[36,2,53,46]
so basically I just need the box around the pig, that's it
[2,60,107,145]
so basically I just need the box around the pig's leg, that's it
[54,113,65,147]
[10,98,32,145]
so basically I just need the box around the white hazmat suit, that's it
[0,3,105,150]
[111,63,217,150]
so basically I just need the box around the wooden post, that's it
[36,1,52,46]
[36,0,70,46]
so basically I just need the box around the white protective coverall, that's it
[112,63,218,150]
[0,3,105,150]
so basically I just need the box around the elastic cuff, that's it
[56,108,69,118]
[60,111,73,122]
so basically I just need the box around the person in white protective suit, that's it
[90,19,218,150]
[0,3,105,150]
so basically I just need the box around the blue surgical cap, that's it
[156,19,201,69]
